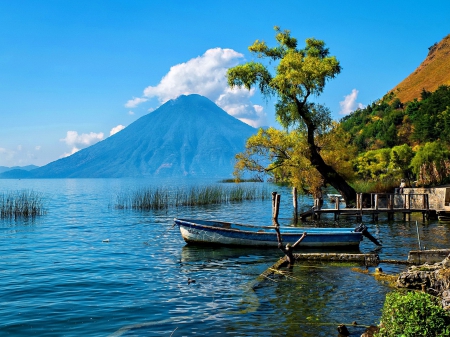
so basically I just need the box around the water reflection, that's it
[2,179,450,336]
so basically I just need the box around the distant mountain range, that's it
[0,94,256,179]
[0,165,39,174]
[390,34,450,102]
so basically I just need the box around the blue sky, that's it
[1,0,449,167]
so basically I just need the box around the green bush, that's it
[376,290,450,337]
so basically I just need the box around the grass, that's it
[115,184,270,210]
[0,190,47,219]
[351,177,398,194]
[219,178,263,183]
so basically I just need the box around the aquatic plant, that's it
[0,190,46,219]
[115,184,270,210]
[219,178,263,183]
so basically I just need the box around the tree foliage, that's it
[235,123,356,196]
[410,141,450,186]
[228,27,357,203]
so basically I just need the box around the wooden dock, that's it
[301,192,433,221]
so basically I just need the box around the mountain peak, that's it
[6,94,255,179]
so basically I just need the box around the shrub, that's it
[376,290,450,337]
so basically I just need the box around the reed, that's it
[115,184,270,210]
[219,178,263,183]
[0,190,46,219]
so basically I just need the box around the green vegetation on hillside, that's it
[339,85,450,187]
[341,85,450,151]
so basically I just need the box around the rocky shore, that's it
[397,254,450,309]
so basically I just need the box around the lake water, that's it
[1,178,450,337]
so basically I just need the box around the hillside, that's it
[391,34,450,103]
[340,33,450,153]
[1,95,256,179]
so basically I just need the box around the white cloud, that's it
[110,124,125,136]
[125,97,148,108]
[60,131,104,157]
[61,147,80,158]
[143,48,244,102]
[35,146,41,151]
[215,88,268,127]
[127,47,267,127]
[128,111,135,115]
[339,89,366,115]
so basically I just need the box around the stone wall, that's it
[403,187,447,211]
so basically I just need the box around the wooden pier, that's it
[301,192,432,221]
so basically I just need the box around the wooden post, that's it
[292,187,298,220]
[272,193,280,221]
[423,194,429,210]
[272,192,278,220]
[388,194,393,220]
[356,193,362,221]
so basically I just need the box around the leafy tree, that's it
[410,141,450,186]
[227,27,357,204]
[235,123,356,196]
[354,148,391,180]
[387,144,414,182]
[234,127,322,194]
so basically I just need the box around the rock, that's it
[442,290,450,309]
[337,324,349,336]
[397,260,450,307]
[441,254,450,268]
[361,325,379,337]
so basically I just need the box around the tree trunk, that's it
[296,98,357,205]
[308,146,356,205]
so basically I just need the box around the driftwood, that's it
[274,225,307,267]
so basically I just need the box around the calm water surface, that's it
[1,178,450,337]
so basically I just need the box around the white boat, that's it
[174,218,380,248]
[327,194,344,202]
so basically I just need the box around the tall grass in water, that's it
[115,185,270,210]
[0,190,46,219]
